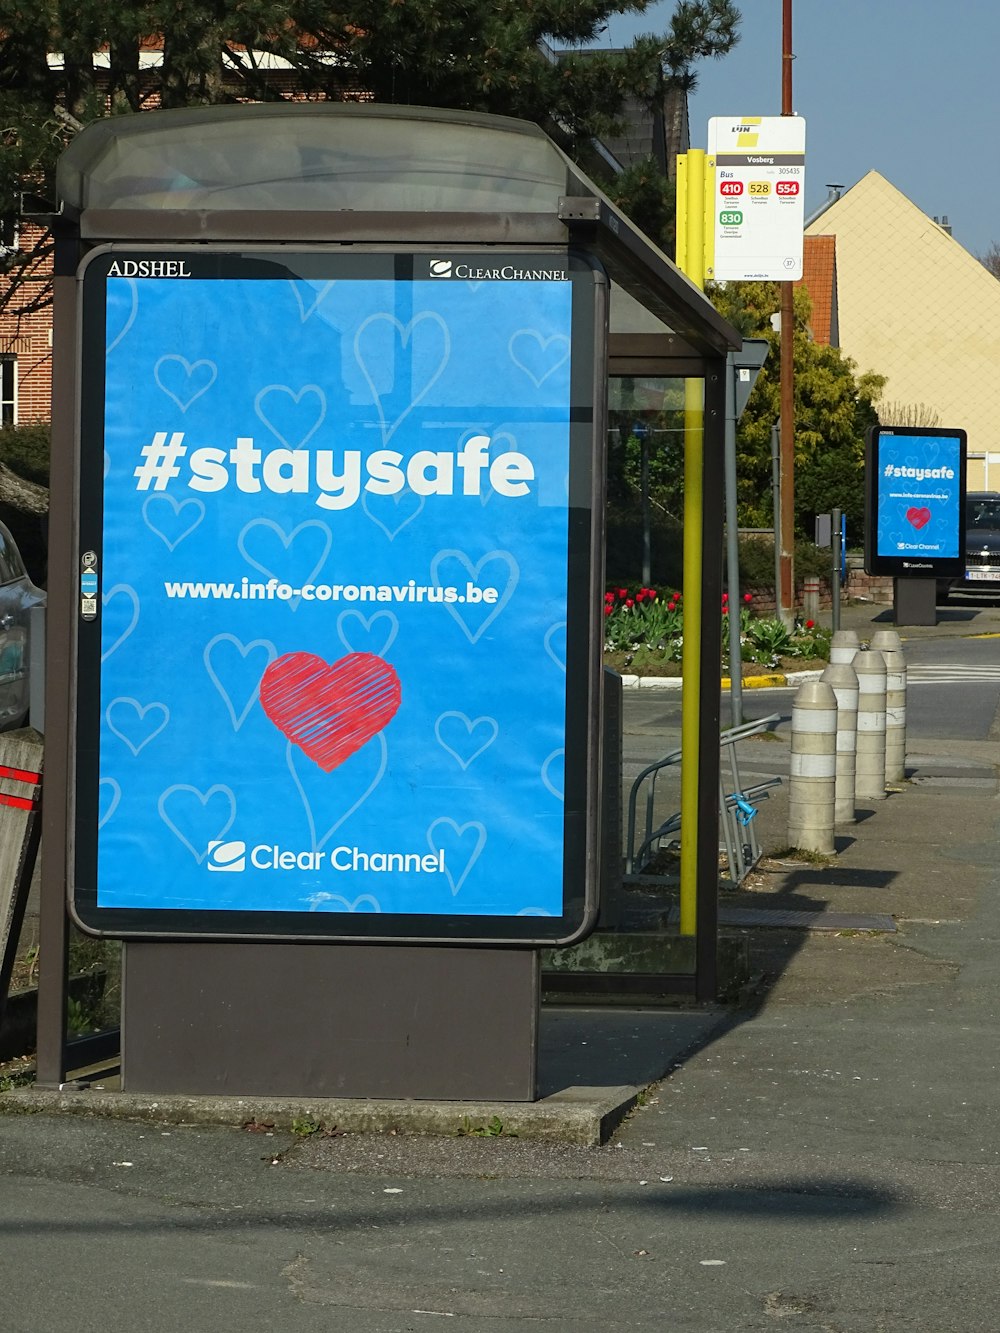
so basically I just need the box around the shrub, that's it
[735,532,834,592]
[0,422,50,487]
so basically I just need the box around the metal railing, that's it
[625,714,782,889]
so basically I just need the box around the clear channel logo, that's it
[426,258,568,282]
[205,839,447,875]
[206,839,246,872]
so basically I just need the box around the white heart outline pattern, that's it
[541,748,565,802]
[154,355,218,412]
[361,487,426,542]
[336,610,399,658]
[106,697,170,756]
[354,311,451,444]
[287,733,388,854]
[543,621,567,673]
[508,329,571,387]
[237,518,332,608]
[426,818,487,896]
[203,634,278,731]
[254,383,327,450]
[429,548,519,644]
[157,784,236,864]
[106,278,138,354]
[290,279,336,323]
[305,891,382,913]
[101,584,140,663]
[433,712,499,771]
[142,493,206,551]
[98,778,121,830]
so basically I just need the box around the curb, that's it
[620,669,824,691]
[0,1085,642,1148]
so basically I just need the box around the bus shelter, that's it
[36,103,741,1098]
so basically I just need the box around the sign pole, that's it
[675,149,707,938]
[831,505,842,633]
[778,0,796,629]
[724,352,744,727]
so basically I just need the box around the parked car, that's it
[0,518,45,730]
[938,492,1000,602]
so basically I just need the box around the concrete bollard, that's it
[854,649,887,802]
[829,628,860,666]
[788,679,837,855]
[870,629,906,784]
[821,660,859,824]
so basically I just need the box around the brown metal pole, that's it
[36,259,77,1087]
[778,0,796,627]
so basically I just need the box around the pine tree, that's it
[0,0,742,308]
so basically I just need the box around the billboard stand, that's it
[893,577,937,627]
[865,424,968,634]
[123,941,540,1099]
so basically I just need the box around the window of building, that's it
[0,359,16,425]
[0,215,18,254]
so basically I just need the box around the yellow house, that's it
[804,171,1000,491]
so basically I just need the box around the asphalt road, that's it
[625,630,1000,760]
[4,1069,1000,1333]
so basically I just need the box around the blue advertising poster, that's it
[865,426,967,578]
[74,249,601,942]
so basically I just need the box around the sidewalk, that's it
[6,596,998,1145]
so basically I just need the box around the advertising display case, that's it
[72,245,604,945]
[865,425,967,579]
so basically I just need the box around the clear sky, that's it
[583,0,1000,261]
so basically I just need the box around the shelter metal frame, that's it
[34,104,740,1086]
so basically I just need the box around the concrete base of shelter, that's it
[0,1085,642,1148]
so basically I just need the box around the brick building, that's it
[0,221,54,424]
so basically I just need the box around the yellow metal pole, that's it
[678,148,706,937]
[675,154,689,272]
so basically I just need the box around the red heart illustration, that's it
[260,651,401,772]
[906,506,931,530]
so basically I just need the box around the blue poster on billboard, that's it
[865,426,967,578]
[72,249,603,943]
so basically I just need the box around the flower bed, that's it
[603,585,831,677]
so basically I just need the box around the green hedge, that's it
[0,422,50,487]
[608,516,835,597]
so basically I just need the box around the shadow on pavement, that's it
[0,1176,902,1236]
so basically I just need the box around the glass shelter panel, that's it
[58,105,586,215]
[607,374,706,976]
